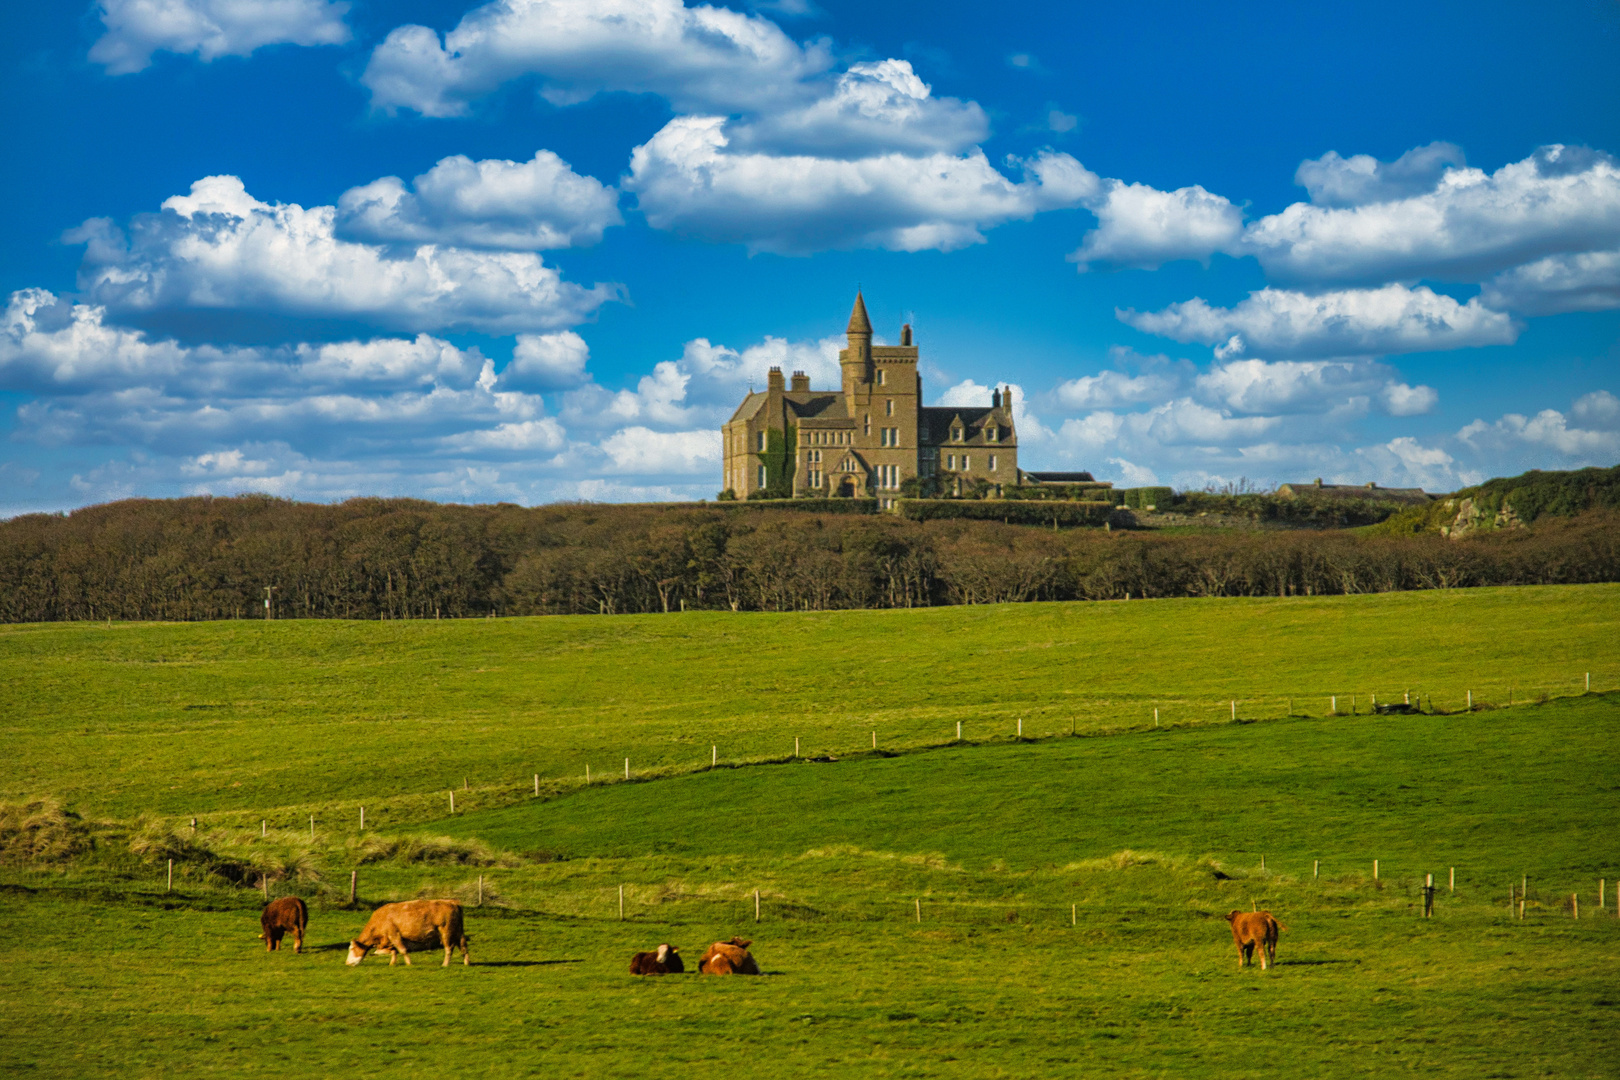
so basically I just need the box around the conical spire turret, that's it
[847,292,872,335]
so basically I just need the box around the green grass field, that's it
[4,586,1619,1078]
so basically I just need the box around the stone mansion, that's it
[721,294,1018,505]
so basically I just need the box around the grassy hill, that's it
[2,587,1618,1078]
[2,584,1616,825]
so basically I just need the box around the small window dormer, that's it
[952,427,963,442]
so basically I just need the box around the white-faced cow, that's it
[629,944,684,975]
[347,900,470,967]
[697,937,760,975]
[259,896,308,953]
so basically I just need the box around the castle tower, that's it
[842,291,873,394]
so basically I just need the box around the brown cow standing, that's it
[259,896,308,953]
[628,944,685,975]
[1226,910,1286,970]
[347,900,470,967]
[698,937,760,975]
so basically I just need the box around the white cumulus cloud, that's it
[1245,145,1620,285]
[336,151,621,251]
[500,331,591,391]
[1293,142,1467,207]
[725,59,987,158]
[1120,284,1520,360]
[1479,248,1620,315]
[1194,358,1435,417]
[91,0,351,74]
[67,175,618,337]
[626,117,1097,254]
[361,0,829,117]
[1069,180,1245,270]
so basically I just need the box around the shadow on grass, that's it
[481,958,584,967]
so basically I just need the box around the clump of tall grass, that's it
[0,798,89,864]
[126,817,323,887]
[346,833,518,868]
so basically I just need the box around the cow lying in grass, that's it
[629,944,684,975]
[1226,910,1285,970]
[258,896,307,953]
[347,900,470,967]
[698,937,760,975]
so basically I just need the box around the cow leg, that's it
[293,925,303,954]
[460,936,470,966]
[391,931,412,966]
[440,926,453,967]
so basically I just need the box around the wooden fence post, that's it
[619,884,625,921]
[1154,708,1159,727]
[1331,695,1336,715]
[957,721,962,741]
[1450,867,1454,891]
[261,820,266,838]
[624,758,630,780]
[1373,859,1379,880]
[262,874,269,901]
[1467,689,1472,710]
[1313,859,1319,880]
[915,898,921,923]
[167,859,173,892]
[872,731,877,749]
[1071,904,1076,926]
[712,745,717,767]
[1424,874,1434,917]
[450,790,455,813]
[1231,701,1236,720]
[1572,893,1578,920]
[350,869,357,905]
[534,774,539,796]
[1017,718,1022,737]
[755,889,760,922]
[478,875,484,906]
[359,807,364,831]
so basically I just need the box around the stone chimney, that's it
[767,366,785,391]
[790,370,810,391]
[991,387,1002,408]
[900,323,913,346]
[1003,385,1014,410]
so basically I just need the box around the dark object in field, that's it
[1374,703,1421,715]
[259,896,307,953]
[629,944,684,975]
[1226,910,1285,970]
[698,937,760,975]
[347,900,470,967]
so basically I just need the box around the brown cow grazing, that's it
[259,896,308,953]
[347,900,470,967]
[1226,910,1286,970]
[698,937,760,975]
[628,944,685,975]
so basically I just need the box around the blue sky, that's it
[2,0,1617,512]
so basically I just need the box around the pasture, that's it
[2,585,1618,1077]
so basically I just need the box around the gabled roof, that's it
[785,393,849,420]
[918,405,1010,445]
[727,392,768,424]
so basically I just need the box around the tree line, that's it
[0,495,1616,623]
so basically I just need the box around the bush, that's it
[898,500,1115,526]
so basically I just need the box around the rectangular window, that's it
[876,368,886,385]
[885,399,894,416]
[962,455,971,471]
[758,464,767,487]
[756,431,766,451]
[863,415,871,435]
[988,454,997,471]
[987,427,998,442]
[952,428,962,441]
[946,454,955,470]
